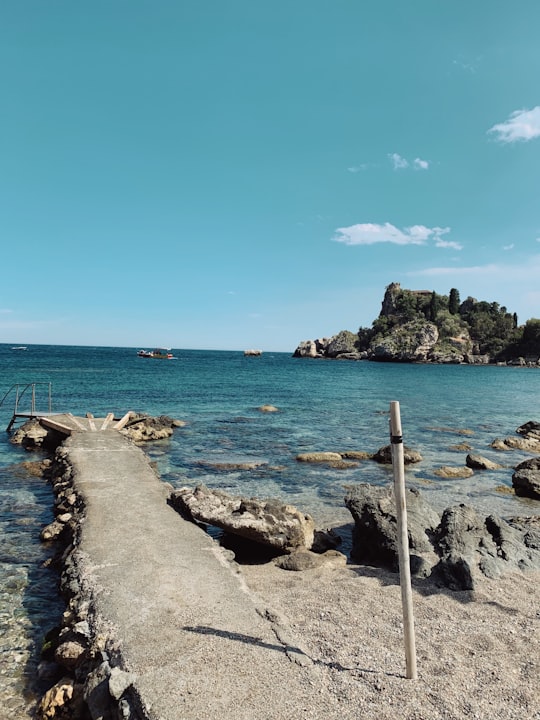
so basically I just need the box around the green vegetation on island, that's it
[294,282,540,365]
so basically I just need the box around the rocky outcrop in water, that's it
[293,281,540,364]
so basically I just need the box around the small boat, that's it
[137,348,174,359]
[11,346,28,351]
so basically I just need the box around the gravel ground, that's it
[240,561,540,720]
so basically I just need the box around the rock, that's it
[371,320,439,362]
[516,420,540,441]
[324,330,359,358]
[492,421,540,453]
[432,505,540,590]
[491,438,511,451]
[170,485,315,552]
[372,445,423,464]
[274,548,347,571]
[433,465,475,479]
[512,457,540,499]
[296,452,343,463]
[311,528,342,553]
[339,451,373,460]
[449,442,473,451]
[84,660,114,720]
[10,419,65,452]
[293,333,362,360]
[344,484,440,576]
[293,340,320,358]
[54,640,87,670]
[497,436,540,452]
[345,486,540,589]
[195,458,268,471]
[465,454,502,470]
[120,414,179,442]
[258,405,278,412]
[108,667,136,701]
[36,677,83,720]
[41,520,67,542]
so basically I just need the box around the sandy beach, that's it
[239,559,539,720]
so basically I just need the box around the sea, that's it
[1,343,539,717]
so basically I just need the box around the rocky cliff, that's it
[293,282,540,365]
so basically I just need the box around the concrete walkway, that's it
[64,430,329,720]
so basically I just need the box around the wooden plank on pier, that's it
[113,411,133,430]
[101,412,115,430]
[40,417,73,437]
[67,413,87,431]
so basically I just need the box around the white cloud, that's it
[435,238,463,250]
[408,263,500,278]
[503,244,515,251]
[409,256,540,280]
[347,164,369,173]
[413,157,429,170]
[333,222,456,248]
[488,106,540,143]
[388,153,409,170]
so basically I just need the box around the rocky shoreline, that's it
[9,413,540,719]
[293,334,540,366]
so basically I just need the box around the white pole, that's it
[389,400,417,680]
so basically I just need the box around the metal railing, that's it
[0,382,52,431]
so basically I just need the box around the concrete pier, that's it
[62,429,322,720]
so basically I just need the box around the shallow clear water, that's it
[1,344,539,715]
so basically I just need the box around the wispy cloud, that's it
[388,153,409,170]
[0,309,13,314]
[488,106,540,143]
[409,264,500,278]
[413,157,429,170]
[452,55,482,74]
[503,244,515,251]
[435,238,463,250]
[388,153,430,171]
[409,255,540,280]
[347,164,370,173]
[333,223,459,248]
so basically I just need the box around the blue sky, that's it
[1,1,539,351]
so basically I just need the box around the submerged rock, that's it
[433,465,475,479]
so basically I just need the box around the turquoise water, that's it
[1,344,539,715]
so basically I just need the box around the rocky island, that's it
[294,282,540,365]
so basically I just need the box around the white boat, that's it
[11,346,28,351]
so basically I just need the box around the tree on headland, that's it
[448,288,460,315]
